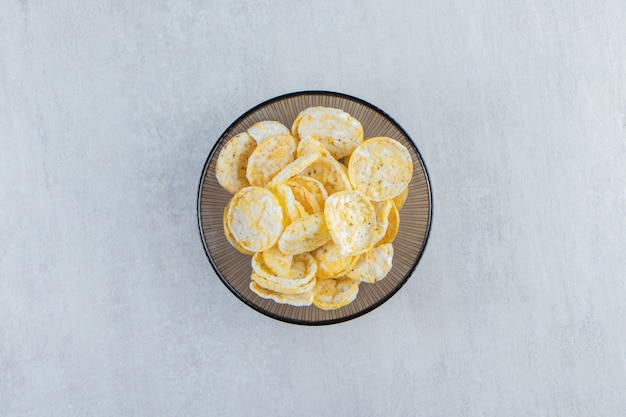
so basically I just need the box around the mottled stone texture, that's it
[1,1,626,416]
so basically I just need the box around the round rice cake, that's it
[299,156,352,195]
[348,137,413,201]
[251,272,316,295]
[277,213,332,255]
[311,240,359,279]
[324,190,377,256]
[226,186,284,252]
[247,120,290,144]
[222,205,254,256]
[293,106,363,160]
[246,134,297,187]
[252,252,316,288]
[312,277,360,310]
[296,137,330,158]
[215,132,257,194]
[261,245,293,277]
[346,243,394,283]
[250,282,314,307]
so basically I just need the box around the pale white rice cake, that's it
[251,272,316,295]
[296,137,330,158]
[247,121,290,144]
[293,106,363,160]
[312,277,360,310]
[299,156,352,195]
[226,186,284,252]
[277,213,332,255]
[324,190,377,256]
[261,245,293,277]
[252,252,316,288]
[346,243,393,283]
[311,240,359,279]
[250,282,314,307]
[215,132,257,194]
[222,205,253,256]
[246,134,297,187]
[348,137,412,201]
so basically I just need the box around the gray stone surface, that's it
[2,0,626,416]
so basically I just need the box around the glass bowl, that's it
[197,91,432,325]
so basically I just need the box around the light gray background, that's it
[2,1,625,416]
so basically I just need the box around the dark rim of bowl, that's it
[197,90,433,326]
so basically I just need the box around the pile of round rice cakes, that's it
[216,106,413,310]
